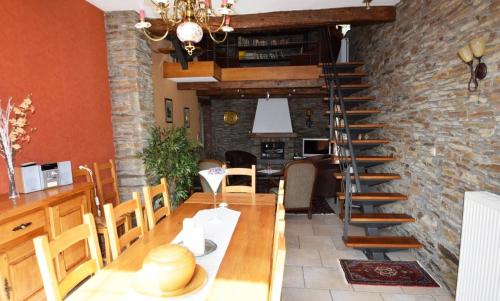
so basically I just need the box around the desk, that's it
[67,193,276,301]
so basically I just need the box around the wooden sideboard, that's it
[0,183,93,301]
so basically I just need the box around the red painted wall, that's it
[0,1,114,193]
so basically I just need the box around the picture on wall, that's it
[183,107,190,128]
[165,98,173,123]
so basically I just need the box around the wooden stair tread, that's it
[320,72,368,78]
[333,156,396,163]
[322,83,371,90]
[332,139,390,145]
[325,109,381,115]
[333,123,384,129]
[334,173,401,180]
[349,213,415,223]
[319,62,364,67]
[337,192,408,201]
[323,96,375,102]
[344,236,422,249]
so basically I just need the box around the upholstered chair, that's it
[282,160,318,219]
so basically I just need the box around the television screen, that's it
[303,139,330,157]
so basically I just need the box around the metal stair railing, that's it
[321,27,361,240]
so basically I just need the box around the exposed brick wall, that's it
[205,98,329,164]
[350,0,499,293]
[105,11,154,200]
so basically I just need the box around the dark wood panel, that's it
[148,7,396,33]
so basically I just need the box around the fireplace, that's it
[261,142,285,160]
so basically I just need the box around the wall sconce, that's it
[305,109,313,128]
[458,37,487,92]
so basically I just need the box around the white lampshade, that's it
[469,37,486,58]
[176,21,204,44]
[458,45,473,63]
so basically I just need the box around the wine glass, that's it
[198,167,226,223]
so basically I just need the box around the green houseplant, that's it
[139,126,200,208]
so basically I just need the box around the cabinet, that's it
[0,183,92,301]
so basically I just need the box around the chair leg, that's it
[307,206,312,219]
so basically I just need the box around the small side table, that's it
[256,169,283,193]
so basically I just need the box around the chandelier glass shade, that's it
[135,0,235,55]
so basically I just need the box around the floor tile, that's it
[352,284,403,293]
[282,288,332,301]
[321,214,345,226]
[286,223,315,236]
[283,266,304,288]
[313,224,344,236]
[401,286,450,296]
[286,249,322,267]
[320,249,366,268]
[331,290,384,301]
[431,296,454,301]
[299,235,336,250]
[286,214,313,225]
[386,250,417,261]
[381,293,435,301]
[286,233,300,249]
[304,266,353,291]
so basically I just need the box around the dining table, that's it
[66,192,277,301]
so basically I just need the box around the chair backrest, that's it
[103,192,145,261]
[283,160,317,209]
[72,166,99,216]
[221,164,256,194]
[143,178,171,230]
[269,219,286,301]
[199,159,223,192]
[72,167,91,183]
[224,150,257,168]
[93,159,120,214]
[33,214,102,301]
[277,180,285,206]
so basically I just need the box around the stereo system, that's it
[14,161,73,194]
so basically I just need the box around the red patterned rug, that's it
[339,259,440,287]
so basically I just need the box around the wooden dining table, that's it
[67,192,276,301]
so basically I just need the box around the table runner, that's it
[125,207,241,300]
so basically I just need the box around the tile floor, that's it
[282,214,454,301]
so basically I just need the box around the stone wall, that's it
[105,11,154,200]
[204,98,329,164]
[350,0,499,293]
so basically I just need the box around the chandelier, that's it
[135,0,235,55]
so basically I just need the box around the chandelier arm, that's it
[142,28,170,42]
[207,30,228,44]
[205,15,227,33]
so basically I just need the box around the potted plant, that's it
[139,126,200,208]
[0,95,35,200]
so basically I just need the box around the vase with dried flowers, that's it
[0,95,35,200]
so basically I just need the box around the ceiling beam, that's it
[149,6,396,33]
[178,79,323,91]
[197,88,327,98]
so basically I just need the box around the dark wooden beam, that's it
[149,6,396,33]
[178,79,323,91]
[197,88,327,98]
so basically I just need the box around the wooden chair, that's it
[222,164,256,194]
[282,160,318,219]
[72,166,98,218]
[103,192,145,261]
[33,214,103,301]
[269,219,286,301]
[143,178,171,230]
[92,160,129,265]
[94,159,120,211]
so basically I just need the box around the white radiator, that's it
[456,191,500,301]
